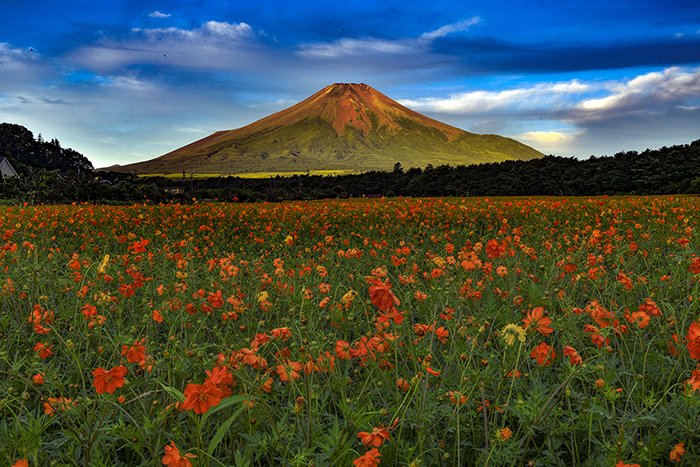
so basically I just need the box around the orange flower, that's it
[32,372,45,385]
[11,460,28,467]
[368,278,400,311]
[376,308,405,327]
[446,390,468,405]
[335,340,351,360]
[523,307,553,335]
[687,368,700,392]
[686,321,700,360]
[128,238,149,254]
[261,377,273,393]
[121,340,146,364]
[152,309,164,323]
[357,426,390,447]
[530,342,556,366]
[205,365,234,397]
[497,427,512,441]
[353,448,381,467]
[181,381,223,414]
[34,342,53,359]
[92,366,127,394]
[563,346,582,365]
[615,461,640,467]
[670,443,685,463]
[161,441,196,467]
[275,360,302,382]
[43,397,76,416]
[396,378,410,392]
[435,326,449,344]
[689,256,700,274]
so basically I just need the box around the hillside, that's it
[109,83,543,175]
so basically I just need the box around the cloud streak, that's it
[400,80,591,115]
[148,11,171,19]
[298,17,480,59]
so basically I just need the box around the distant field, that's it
[138,169,361,179]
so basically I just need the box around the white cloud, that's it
[517,130,574,144]
[0,42,36,70]
[136,20,253,40]
[575,67,700,119]
[399,80,590,114]
[419,17,481,41]
[298,18,480,59]
[298,38,414,58]
[70,21,260,72]
[148,11,171,19]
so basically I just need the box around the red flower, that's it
[161,441,196,467]
[121,340,146,364]
[530,342,556,366]
[523,307,553,335]
[689,256,700,274]
[368,278,400,311]
[92,366,127,394]
[34,342,53,359]
[376,308,405,327]
[357,426,390,447]
[563,345,582,365]
[686,321,700,360]
[275,360,302,382]
[435,326,449,343]
[353,448,381,467]
[181,381,223,414]
[335,340,351,360]
[128,238,149,254]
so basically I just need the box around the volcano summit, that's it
[112,83,543,175]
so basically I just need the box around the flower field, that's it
[2,196,700,466]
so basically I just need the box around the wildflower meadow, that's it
[1,196,700,466]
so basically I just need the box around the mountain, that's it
[110,83,543,175]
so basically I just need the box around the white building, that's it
[0,157,18,179]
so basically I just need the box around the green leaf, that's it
[158,382,185,402]
[206,404,246,456]
[201,394,248,424]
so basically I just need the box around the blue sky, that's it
[1,0,699,167]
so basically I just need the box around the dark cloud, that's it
[431,36,700,73]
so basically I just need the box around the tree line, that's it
[2,122,700,203]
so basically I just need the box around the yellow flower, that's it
[340,290,357,308]
[97,254,110,274]
[501,323,526,346]
[257,291,269,304]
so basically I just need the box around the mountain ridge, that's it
[109,83,543,175]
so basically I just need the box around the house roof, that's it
[0,156,19,177]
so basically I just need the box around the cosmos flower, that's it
[92,366,127,394]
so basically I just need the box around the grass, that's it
[1,196,699,466]
[138,169,360,179]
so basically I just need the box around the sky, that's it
[1,0,700,168]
